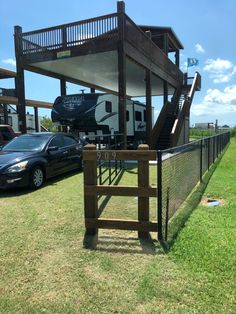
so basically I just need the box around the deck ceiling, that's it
[31,51,175,97]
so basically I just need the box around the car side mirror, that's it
[48,146,59,153]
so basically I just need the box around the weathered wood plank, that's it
[138,144,150,238]
[85,218,158,232]
[83,144,98,236]
[84,185,157,197]
[83,149,157,161]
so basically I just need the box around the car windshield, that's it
[2,136,49,152]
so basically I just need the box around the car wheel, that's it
[30,166,44,189]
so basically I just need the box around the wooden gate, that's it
[83,144,157,246]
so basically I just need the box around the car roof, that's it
[21,132,74,137]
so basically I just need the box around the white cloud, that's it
[204,58,232,72]
[191,85,236,118]
[203,58,235,83]
[195,43,205,54]
[2,58,16,67]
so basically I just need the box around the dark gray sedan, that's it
[0,132,84,189]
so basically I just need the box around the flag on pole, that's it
[187,58,199,67]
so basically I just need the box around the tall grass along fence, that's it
[158,131,230,242]
[83,132,230,247]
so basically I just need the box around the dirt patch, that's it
[201,197,226,206]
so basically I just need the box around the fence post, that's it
[200,139,203,183]
[138,144,150,238]
[83,144,98,240]
[208,137,210,170]
[157,150,163,241]
[213,136,215,162]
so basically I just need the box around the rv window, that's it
[135,111,142,121]
[144,110,146,122]
[126,110,129,122]
[105,101,112,113]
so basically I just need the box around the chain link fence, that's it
[157,132,230,242]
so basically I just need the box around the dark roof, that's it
[139,25,184,52]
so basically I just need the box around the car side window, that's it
[48,135,64,148]
[63,135,78,147]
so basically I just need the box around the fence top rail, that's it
[21,13,118,37]
[161,131,230,154]
[83,148,157,161]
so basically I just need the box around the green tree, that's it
[230,126,236,137]
[40,116,58,132]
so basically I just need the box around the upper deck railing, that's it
[19,12,182,83]
[21,13,119,54]
[124,15,182,82]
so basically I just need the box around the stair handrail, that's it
[150,101,172,149]
[170,72,201,147]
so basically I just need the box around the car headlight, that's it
[5,161,29,173]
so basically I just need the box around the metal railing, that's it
[82,132,230,247]
[157,131,230,242]
[83,133,124,188]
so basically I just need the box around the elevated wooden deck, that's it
[17,11,183,97]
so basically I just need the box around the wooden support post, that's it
[145,28,152,146]
[60,78,66,96]
[14,25,27,134]
[3,104,8,124]
[34,107,39,132]
[117,1,127,149]
[138,144,150,238]
[83,144,98,247]
[62,26,67,49]
[175,50,180,68]
[163,33,169,106]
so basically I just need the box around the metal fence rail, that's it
[157,132,230,242]
[83,133,124,189]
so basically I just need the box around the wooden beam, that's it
[0,96,53,109]
[117,0,127,149]
[84,185,157,197]
[85,218,158,232]
[15,25,27,133]
[34,107,39,132]
[145,68,152,145]
[0,68,17,79]
[138,144,150,238]
[83,144,98,236]
[83,149,157,161]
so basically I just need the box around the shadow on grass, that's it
[161,151,225,253]
[84,233,164,255]
[0,169,82,198]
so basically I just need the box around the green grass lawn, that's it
[0,139,235,313]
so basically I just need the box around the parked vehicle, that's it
[52,93,153,146]
[0,132,84,189]
[0,124,16,146]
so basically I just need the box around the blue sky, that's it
[1,0,236,126]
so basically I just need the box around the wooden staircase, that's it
[150,72,201,150]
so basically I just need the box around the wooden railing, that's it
[125,15,183,83]
[170,72,201,147]
[20,11,183,87]
[21,13,118,54]
[83,144,157,246]
[150,101,173,149]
